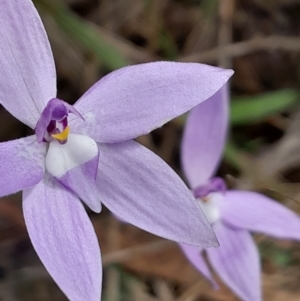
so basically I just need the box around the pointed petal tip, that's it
[200,235,219,249]
[217,68,234,85]
[209,65,234,78]
[91,206,102,214]
[225,69,234,77]
[168,222,219,248]
[183,221,219,248]
[194,240,219,249]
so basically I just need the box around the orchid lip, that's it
[192,178,226,224]
[197,192,223,224]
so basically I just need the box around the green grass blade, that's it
[231,89,300,125]
[35,0,129,70]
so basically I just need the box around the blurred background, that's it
[1,0,300,300]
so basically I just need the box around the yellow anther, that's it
[201,196,211,203]
[52,126,70,141]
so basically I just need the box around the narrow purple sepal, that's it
[72,62,233,143]
[181,85,229,188]
[207,222,261,301]
[0,0,56,128]
[23,176,102,301]
[0,136,46,197]
[221,190,300,240]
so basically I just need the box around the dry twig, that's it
[180,35,300,63]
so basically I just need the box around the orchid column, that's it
[0,0,233,300]
[180,85,300,301]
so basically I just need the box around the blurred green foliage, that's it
[224,140,249,170]
[231,89,300,125]
[102,265,143,301]
[35,0,130,70]
[178,89,299,127]
[225,88,300,171]
[259,242,293,268]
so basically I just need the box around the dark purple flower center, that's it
[35,98,83,144]
[193,177,227,199]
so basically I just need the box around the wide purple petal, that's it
[72,62,233,143]
[23,176,101,301]
[179,244,218,288]
[96,140,217,247]
[0,136,46,197]
[207,222,261,301]
[181,85,229,188]
[221,190,300,240]
[0,0,56,128]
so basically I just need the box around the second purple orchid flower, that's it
[180,85,300,301]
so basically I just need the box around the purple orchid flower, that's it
[0,0,233,300]
[180,85,300,301]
